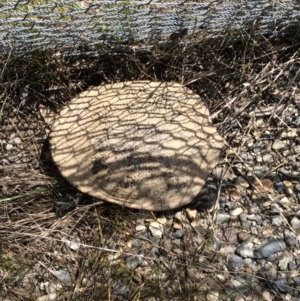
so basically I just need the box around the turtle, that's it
[41,81,224,211]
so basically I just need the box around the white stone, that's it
[135,224,146,232]
[230,207,243,216]
[206,290,219,301]
[6,143,14,151]
[149,221,164,238]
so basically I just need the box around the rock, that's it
[271,215,283,227]
[272,139,287,151]
[253,141,265,153]
[5,143,14,151]
[279,167,300,179]
[12,136,22,144]
[283,180,293,195]
[113,281,129,296]
[51,269,72,285]
[253,165,269,178]
[215,213,230,225]
[278,254,293,271]
[37,293,57,301]
[136,224,146,232]
[255,238,286,259]
[263,153,274,164]
[174,229,186,239]
[262,290,273,301]
[295,184,300,192]
[237,231,250,242]
[274,182,285,194]
[219,197,234,210]
[290,216,300,230]
[235,176,249,188]
[279,197,292,209]
[284,230,297,247]
[185,208,197,221]
[227,255,243,270]
[156,216,167,225]
[206,290,219,301]
[236,241,254,258]
[149,221,164,238]
[126,255,143,270]
[272,277,292,293]
[230,207,244,216]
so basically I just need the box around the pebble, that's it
[272,139,288,151]
[174,229,186,239]
[263,153,274,164]
[272,277,292,293]
[235,176,249,188]
[274,182,285,194]
[255,238,287,259]
[236,241,254,258]
[149,221,164,238]
[295,184,300,192]
[185,208,197,221]
[227,254,243,270]
[126,255,143,270]
[272,215,283,227]
[5,143,14,151]
[290,216,300,230]
[283,181,293,195]
[230,207,243,216]
[206,290,219,301]
[253,165,269,178]
[215,213,230,225]
[12,136,22,144]
[113,281,129,296]
[50,269,72,286]
[37,293,57,301]
[136,224,146,232]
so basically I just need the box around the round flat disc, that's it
[50,81,224,211]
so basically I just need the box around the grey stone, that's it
[272,139,288,151]
[272,277,292,293]
[293,276,300,285]
[263,153,274,164]
[284,230,297,247]
[295,184,300,192]
[126,255,143,270]
[215,213,230,225]
[149,221,164,238]
[253,142,265,153]
[290,216,300,230]
[227,255,243,270]
[288,262,297,271]
[253,165,269,178]
[239,214,251,229]
[219,198,233,210]
[278,254,293,271]
[174,229,186,239]
[255,238,286,259]
[113,281,129,296]
[236,241,254,258]
[51,269,72,286]
[272,215,283,227]
[274,182,285,194]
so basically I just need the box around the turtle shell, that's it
[50,81,224,211]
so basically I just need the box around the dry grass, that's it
[1,24,300,300]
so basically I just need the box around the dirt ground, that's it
[1,28,300,300]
